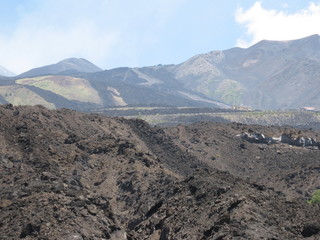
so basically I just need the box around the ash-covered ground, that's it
[0,105,319,239]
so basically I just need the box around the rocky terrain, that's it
[94,106,320,130]
[1,105,320,239]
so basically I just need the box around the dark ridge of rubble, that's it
[0,104,320,239]
[166,122,320,200]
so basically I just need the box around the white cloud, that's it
[0,0,184,74]
[235,1,320,48]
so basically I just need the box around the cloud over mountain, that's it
[0,0,184,74]
[236,1,320,47]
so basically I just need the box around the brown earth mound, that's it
[0,105,320,239]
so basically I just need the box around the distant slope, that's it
[0,65,228,110]
[81,67,230,109]
[0,65,16,77]
[18,58,102,78]
[0,85,55,108]
[4,35,320,111]
[16,75,102,105]
[171,34,320,110]
[13,58,230,110]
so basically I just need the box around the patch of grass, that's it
[213,79,246,105]
[17,76,102,104]
[308,189,320,204]
[0,85,55,108]
[104,106,197,111]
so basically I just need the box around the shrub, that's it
[308,189,320,204]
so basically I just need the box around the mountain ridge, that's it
[18,57,103,78]
[0,34,319,110]
[171,34,320,109]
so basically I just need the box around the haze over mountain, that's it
[0,35,319,111]
[0,65,16,77]
[18,58,103,78]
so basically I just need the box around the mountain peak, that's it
[0,65,16,77]
[18,58,102,78]
[244,34,320,58]
[59,57,92,64]
[56,58,103,72]
[301,33,320,39]
[251,34,320,49]
[291,33,320,46]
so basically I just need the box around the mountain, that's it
[0,63,229,110]
[171,34,320,109]
[1,35,319,111]
[1,105,320,239]
[80,67,229,109]
[0,65,16,77]
[18,58,103,78]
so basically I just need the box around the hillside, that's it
[170,34,320,109]
[0,66,229,111]
[1,105,320,239]
[0,35,319,111]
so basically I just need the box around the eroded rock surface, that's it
[1,105,320,239]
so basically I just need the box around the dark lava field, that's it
[1,104,320,239]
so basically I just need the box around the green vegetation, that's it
[200,79,246,105]
[308,189,320,204]
[0,85,55,109]
[214,79,246,105]
[104,106,197,111]
[196,78,246,106]
[135,112,163,124]
[16,76,102,104]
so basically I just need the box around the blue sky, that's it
[0,0,320,74]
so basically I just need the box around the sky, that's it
[0,0,320,74]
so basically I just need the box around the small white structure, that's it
[300,107,316,111]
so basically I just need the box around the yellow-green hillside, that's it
[16,76,102,104]
[0,85,55,109]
